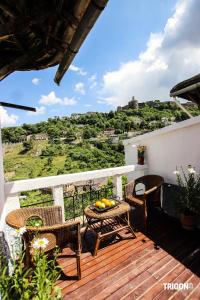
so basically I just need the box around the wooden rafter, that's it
[0,0,109,84]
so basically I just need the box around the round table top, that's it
[84,201,130,220]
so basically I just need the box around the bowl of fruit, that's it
[90,198,118,212]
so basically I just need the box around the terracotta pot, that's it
[180,213,197,230]
[138,156,144,165]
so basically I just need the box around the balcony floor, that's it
[57,209,200,299]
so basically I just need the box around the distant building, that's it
[110,134,119,144]
[71,112,96,119]
[86,112,96,115]
[128,97,139,109]
[71,113,83,119]
[103,128,115,135]
[27,133,48,141]
[19,135,27,142]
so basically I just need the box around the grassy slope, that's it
[3,140,124,181]
[3,141,60,180]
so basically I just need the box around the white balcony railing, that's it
[1,164,147,230]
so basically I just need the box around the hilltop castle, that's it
[117,96,196,112]
[117,96,139,111]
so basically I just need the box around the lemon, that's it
[99,202,106,209]
[110,200,116,206]
[101,198,108,204]
[95,201,102,207]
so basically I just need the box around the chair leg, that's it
[127,211,136,238]
[76,254,81,280]
[83,224,89,239]
[93,234,101,256]
[144,204,148,233]
[24,241,31,268]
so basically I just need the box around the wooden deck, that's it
[57,209,200,299]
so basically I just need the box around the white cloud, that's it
[32,78,40,85]
[27,106,46,116]
[63,97,77,106]
[69,64,87,76]
[39,91,62,105]
[39,91,77,106]
[101,0,200,107]
[0,107,18,127]
[84,104,92,107]
[89,74,97,89]
[97,100,106,104]
[74,82,86,95]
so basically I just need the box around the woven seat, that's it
[6,206,81,279]
[124,175,164,231]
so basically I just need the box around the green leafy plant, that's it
[174,165,200,215]
[0,234,62,300]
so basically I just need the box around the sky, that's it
[0,0,200,127]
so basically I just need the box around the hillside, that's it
[3,100,200,181]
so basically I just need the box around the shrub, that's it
[0,234,62,300]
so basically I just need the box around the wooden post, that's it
[113,175,123,200]
[52,185,65,221]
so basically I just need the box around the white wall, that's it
[0,127,5,225]
[124,116,200,184]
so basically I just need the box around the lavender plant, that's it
[174,165,200,215]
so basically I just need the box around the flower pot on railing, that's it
[137,145,146,165]
[138,155,144,165]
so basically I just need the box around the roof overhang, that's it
[170,73,200,106]
[0,0,109,85]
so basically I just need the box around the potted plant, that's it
[174,165,200,230]
[137,145,146,165]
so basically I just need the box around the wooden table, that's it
[84,201,136,256]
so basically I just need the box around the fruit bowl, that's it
[90,198,119,213]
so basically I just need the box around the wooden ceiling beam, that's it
[62,11,79,28]
[55,0,108,84]
[0,0,110,83]
[0,54,28,81]
[0,3,17,18]
[0,34,13,41]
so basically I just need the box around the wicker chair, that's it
[6,206,81,279]
[124,175,164,231]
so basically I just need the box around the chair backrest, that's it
[6,206,63,229]
[135,175,164,191]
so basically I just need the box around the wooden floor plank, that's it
[122,239,200,300]
[95,254,172,300]
[153,269,194,300]
[61,237,154,293]
[69,246,166,299]
[169,275,200,300]
[61,225,183,296]
[91,234,197,300]
[58,232,142,269]
[186,283,200,300]
[56,210,200,300]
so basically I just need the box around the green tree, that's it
[64,131,76,143]
[22,140,33,152]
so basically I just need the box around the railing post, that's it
[113,175,123,200]
[52,185,65,221]
[0,193,20,231]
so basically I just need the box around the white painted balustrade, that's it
[1,164,147,230]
